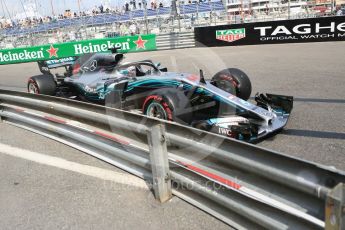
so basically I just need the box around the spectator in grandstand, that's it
[119,23,128,36]
[64,9,72,18]
[129,23,137,35]
[92,5,99,15]
[68,31,76,41]
[191,14,195,25]
[336,7,343,16]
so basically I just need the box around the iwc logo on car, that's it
[216,28,246,42]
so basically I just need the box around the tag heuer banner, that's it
[216,28,246,43]
[195,16,345,47]
[0,34,156,65]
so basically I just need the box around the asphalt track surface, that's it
[0,41,344,229]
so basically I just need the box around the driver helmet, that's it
[121,66,136,77]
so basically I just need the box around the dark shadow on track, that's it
[281,129,345,140]
[249,97,345,104]
[0,84,26,92]
[294,98,345,104]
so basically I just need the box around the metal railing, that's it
[0,89,344,229]
[156,31,195,50]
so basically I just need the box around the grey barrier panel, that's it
[147,124,172,202]
[325,183,345,230]
[170,170,321,229]
[0,106,321,229]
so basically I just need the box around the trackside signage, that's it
[0,34,156,65]
[216,28,246,42]
[195,16,345,47]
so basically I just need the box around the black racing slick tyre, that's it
[142,89,192,125]
[27,74,56,95]
[211,68,252,101]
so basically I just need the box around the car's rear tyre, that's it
[142,89,192,125]
[27,74,56,95]
[211,68,252,101]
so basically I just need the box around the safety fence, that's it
[1,16,345,66]
[0,89,344,229]
[156,32,195,50]
[0,1,226,37]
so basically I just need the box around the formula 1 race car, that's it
[27,49,293,142]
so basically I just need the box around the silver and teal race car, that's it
[27,50,293,142]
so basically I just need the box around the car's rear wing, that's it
[38,57,77,74]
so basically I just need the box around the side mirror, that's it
[159,67,168,72]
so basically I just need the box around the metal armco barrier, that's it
[148,124,172,203]
[0,89,344,230]
[156,32,195,50]
[325,184,345,230]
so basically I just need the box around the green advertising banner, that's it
[0,34,156,65]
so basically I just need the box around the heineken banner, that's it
[0,34,156,65]
[195,16,345,47]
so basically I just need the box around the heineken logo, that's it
[216,28,246,42]
[73,36,149,55]
[133,36,147,50]
[47,45,59,58]
[0,34,157,65]
[0,49,44,62]
[73,41,131,55]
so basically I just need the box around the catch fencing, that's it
[156,32,195,50]
[0,89,344,229]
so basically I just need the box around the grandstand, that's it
[0,0,340,49]
[0,0,226,49]
[0,1,227,48]
[1,1,226,37]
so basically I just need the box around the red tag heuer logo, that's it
[216,28,246,42]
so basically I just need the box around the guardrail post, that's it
[325,183,345,230]
[147,123,172,203]
[0,103,3,122]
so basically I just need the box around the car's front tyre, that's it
[211,68,252,101]
[142,89,192,125]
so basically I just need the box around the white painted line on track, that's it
[0,143,149,190]
[170,55,178,72]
